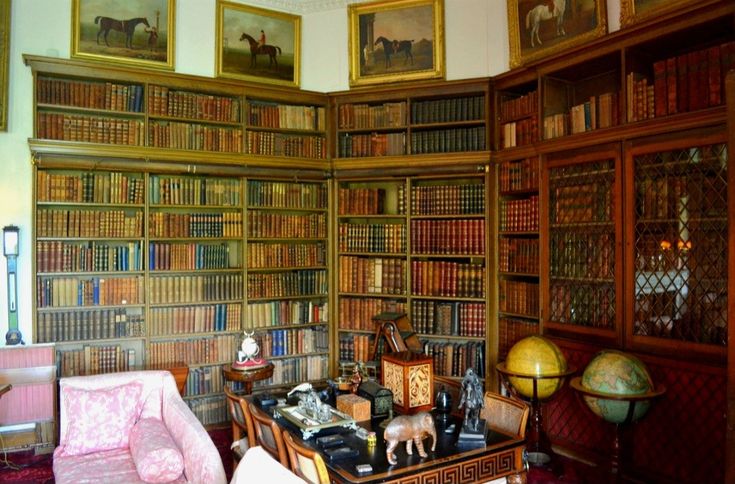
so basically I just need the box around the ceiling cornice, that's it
[230,0,371,15]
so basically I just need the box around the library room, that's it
[0,0,733,483]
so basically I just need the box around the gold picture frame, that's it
[508,0,607,69]
[0,0,10,132]
[216,0,300,88]
[348,0,444,87]
[620,0,699,28]
[71,0,174,70]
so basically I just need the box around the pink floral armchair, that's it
[53,370,226,484]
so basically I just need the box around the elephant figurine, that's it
[383,411,437,465]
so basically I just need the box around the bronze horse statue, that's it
[458,368,484,432]
[95,16,150,49]
[374,36,414,68]
[239,33,281,68]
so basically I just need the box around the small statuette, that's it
[232,331,267,370]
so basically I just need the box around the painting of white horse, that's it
[526,0,566,47]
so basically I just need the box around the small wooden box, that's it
[336,394,371,422]
[381,351,434,415]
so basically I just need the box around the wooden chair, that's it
[433,375,463,416]
[282,431,331,484]
[480,391,530,438]
[224,386,255,467]
[248,402,290,469]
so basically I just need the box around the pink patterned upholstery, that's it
[130,418,184,483]
[53,371,226,484]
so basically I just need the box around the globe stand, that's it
[496,362,576,467]
[570,377,665,482]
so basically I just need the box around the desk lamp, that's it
[4,225,23,345]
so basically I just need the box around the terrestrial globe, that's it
[580,350,654,424]
[505,335,568,400]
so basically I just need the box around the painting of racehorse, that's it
[72,0,173,70]
[216,1,300,88]
[348,0,444,87]
[508,0,607,68]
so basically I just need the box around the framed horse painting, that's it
[215,0,300,88]
[71,0,174,70]
[620,0,701,28]
[508,0,607,68]
[348,0,444,87]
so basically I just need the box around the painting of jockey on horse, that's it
[216,2,300,88]
[348,0,444,86]
[509,0,607,68]
[72,0,173,69]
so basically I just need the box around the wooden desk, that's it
[222,363,274,394]
[254,397,526,484]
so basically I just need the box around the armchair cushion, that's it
[62,380,143,456]
[130,417,185,483]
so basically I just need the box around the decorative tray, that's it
[275,405,357,439]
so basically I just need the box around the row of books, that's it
[148,334,236,366]
[338,256,406,295]
[498,317,538,360]
[256,326,329,357]
[499,90,538,122]
[36,275,143,308]
[569,92,621,134]
[498,280,539,317]
[36,308,144,343]
[37,240,143,273]
[338,334,373,364]
[424,340,484,378]
[337,132,406,158]
[649,41,735,119]
[550,232,614,280]
[499,158,539,194]
[500,117,538,148]
[247,300,328,327]
[57,345,136,377]
[248,181,327,209]
[542,113,569,140]
[411,300,486,337]
[636,175,693,220]
[149,303,241,335]
[37,171,144,205]
[37,113,145,146]
[409,127,486,154]
[185,366,226,398]
[411,183,485,216]
[411,95,485,124]
[149,242,237,271]
[149,86,241,122]
[245,131,327,159]
[247,269,327,299]
[499,196,539,232]
[337,297,406,331]
[149,175,241,207]
[186,395,227,426]
[337,102,407,129]
[148,212,243,238]
[552,183,612,224]
[410,219,485,255]
[247,102,326,131]
[338,187,396,215]
[150,274,243,304]
[38,77,144,113]
[498,238,539,274]
[248,211,326,239]
[247,242,325,269]
[148,121,243,153]
[257,355,328,388]
[338,223,406,254]
[37,208,143,238]
[411,260,486,298]
[549,282,614,328]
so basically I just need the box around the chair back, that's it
[282,432,330,484]
[480,391,530,438]
[224,386,255,458]
[248,402,290,468]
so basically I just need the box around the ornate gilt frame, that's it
[348,0,444,87]
[71,0,175,70]
[0,0,9,131]
[620,0,699,28]
[508,0,607,69]
[215,0,301,88]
